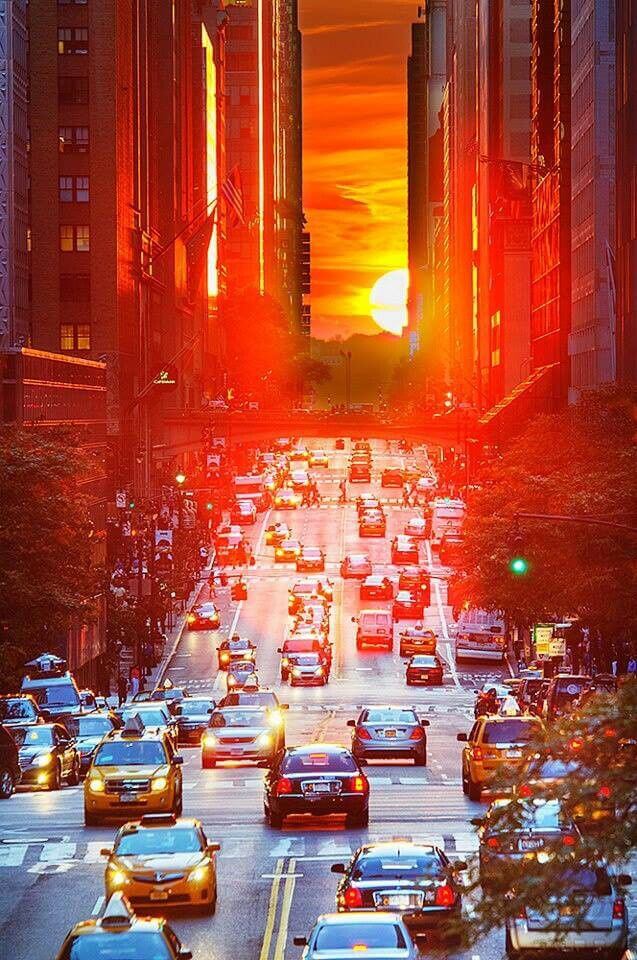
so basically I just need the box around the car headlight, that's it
[188,862,211,883]
[220,653,230,663]
[227,675,236,686]
[281,657,289,667]
[257,732,273,748]
[151,776,168,792]
[89,777,105,793]
[292,669,302,678]
[107,865,129,886]
[276,548,283,555]
[34,752,54,768]
[203,732,217,747]
[315,666,324,676]
[268,709,283,728]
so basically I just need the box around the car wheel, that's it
[406,678,413,686]
[0,768,15,799]
[67,758,81,786]
[415,749,427,766]
[49,762,62,791]
[84,810,101,827]
[202,756,216,769]
[174,787,183,816]
[468,777,481,802]
[346,810,369,829]
[269,809,284,829]
[504,927,522,960]
[461,765,469,795]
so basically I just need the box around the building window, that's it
[58,0,88,5]
[58,27,89,54]
[59,225,90,251]
[59,175,89,202]
[58,76,89,104]
[60,273,90,301]
[60,323,91,351]
[59,126,89,153]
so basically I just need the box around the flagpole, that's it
[147,199,218,269]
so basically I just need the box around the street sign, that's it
[533,624,554,656]
[115,490,127,509]
[155,529,173,548]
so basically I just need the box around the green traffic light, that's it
[128,501,135,510]
[510,556,529,575]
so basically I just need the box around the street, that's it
[0,439,524,959]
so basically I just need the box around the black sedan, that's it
[392,590,425,620]
[405,654,444,686]
[264,744,369,829]
[332,841,465,938]
[360,575,394,601]
[174,697,216,744]
[11,723,80,790]
[348,707,429,765]
[67,712,121,773]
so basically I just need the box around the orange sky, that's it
[300,1,416,340]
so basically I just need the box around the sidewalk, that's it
[142,573,209,693]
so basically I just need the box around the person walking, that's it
[626,655,637,678]
[339,479,347,504]
[117,674,127,707]
[402,483,411,507]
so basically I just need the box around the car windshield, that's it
[29,684,80,707]
[554,678,588,701]
[211,711,261,727]
[295,655,320,666]
[12,726,53,747]
[412,656,437,666]
[198,605,217,615]
[69,716,114,737]
[497,800,569,830]
[303,549,321,558]
[283,751,357,773]
[66,932,172,959]
[223,692,277,708]
[122,710,167,727]
[348,556,368,566]
[0,699,37,721]
[363,709,416,724]
[93,740,167,766]
[179,701,213,716]
[354,852,444,880]
[483,720,541,743]
[116,827,202,856]
[314,923,406,950]
[228,640,250,650]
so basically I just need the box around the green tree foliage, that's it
[0,428,102,690]
[463,682,636,943]
[457,386,637,634]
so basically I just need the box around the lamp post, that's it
[339,350,352,412]
[175,470,186,529]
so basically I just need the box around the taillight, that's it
[597,785,612,799]
[569,737,583,751]
[344,886,363,908]
[562,834,577,847]
[473,746,483,761]
[612,899,625,920]
[349,776,367,793]
[276,777,293,796]
[409,728,423,741]
[357,728,372,740]
[516,906,527,920]
[434,884,455,907]
[518,784,533,798]
[486,836,500,849]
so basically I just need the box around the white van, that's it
[353,609,393,651]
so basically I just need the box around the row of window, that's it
[59,176,89,202]
[59,126,89,153]
[58,28,88,55]
[60,323,91,351]
[60,224,90,251]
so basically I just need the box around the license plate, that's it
[150,890,169,901]
[308,782,331,793]
[384,894,413,909]
[385,730,397,738]
[420,673,429,679]
[119,794,138,802]
[507,750,522,759]
[519,837,544,851]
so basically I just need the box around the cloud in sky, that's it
[300,2,415,338]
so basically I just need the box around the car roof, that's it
[315,911,403,925]
[287,743,351,756]
[121,816,200,832]
[358,840,439,856]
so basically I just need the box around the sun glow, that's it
[369,269,409,336]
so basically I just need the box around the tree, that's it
[456,386,637,642]
[461,682,637,946]
[297,355,332,389]
[0,428,103,690]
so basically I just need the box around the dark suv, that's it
[0,724,22,798]
[0,694,43,726]
[21,656,84,727]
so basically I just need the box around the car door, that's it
[54,725,72,777]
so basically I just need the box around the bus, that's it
[431,497,466,545]
[233,474,269,510]
[455,609,507,663]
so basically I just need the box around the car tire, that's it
[68,758,81,786]
[468,777,481,802]
[49,762,62,791]
[504,927,522,959]
[461,766,469,795]
[269,809,284,829]
[0,768,15,799]
[84,810,101,827]
[346,810,369,829]
[202,756,216,769]
[415,749,427,766]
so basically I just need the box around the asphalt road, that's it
[0,439,527,960]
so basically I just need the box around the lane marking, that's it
[274,857,296,960]
[425,539,461,690]
[259,857,284,960]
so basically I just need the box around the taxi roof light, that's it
[140,813,178,826]
[99,892,136,927]
[121,714,146,737]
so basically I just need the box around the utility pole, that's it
[340,350,352,411]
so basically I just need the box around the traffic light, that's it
[128,499,135,510]
[444,390,453,410]
[509,528,529,575]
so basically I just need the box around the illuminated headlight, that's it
[292,669,302,678]
[257,733,273,748]
[268,710,283,728]
[536,851,553,864]
[203,733,217,747]
[276,548,283,556]
[220,653,230,663]
[227,675,236,686]
[89,777,105,793]
[151,776,168,793]
[281,658,289,667]
[107,865,129,886]
[314,666,324,677]
[188,863,210,884]
[34,752,54,768]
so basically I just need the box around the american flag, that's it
[221,166,245,226]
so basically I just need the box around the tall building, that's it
[616,0,637,383]
[407,2,446,367]
[27,0,214,494]
[568,0,616,400]
[222,0,303,333]
[529,0,571,403]
[301,228,311,338]
[0,0,29,350]
[475,0,532,409]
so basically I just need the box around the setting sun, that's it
[369,268,409,336]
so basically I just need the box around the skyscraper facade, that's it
[407,18,427,358]
[616,0,637,383]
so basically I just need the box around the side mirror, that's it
[281,703,289,710]
[40,709,52,722]
[179,951,193,960]
[351,616,357,623]
[207,707,214,714]
[330,863,346,874]
[346,719,356,727]
[420,719,430,726]
[100,848,113,857]
[293,936,308,947]
[250,556,256,566]
[174,755,184,765]
[617,874,632,886]
[276,647,282,654]
[457,732,468,742]
[207,842,221,853]
[470,817,484,827]
[174,706,182,715]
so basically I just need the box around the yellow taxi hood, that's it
[98,764,169,779]
[115,852,205,871]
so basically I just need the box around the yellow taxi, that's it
[102,814,220,914]
[457,714,543,801]
[84,715,183,826]
[55,892,192,960]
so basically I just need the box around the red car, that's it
[398,566,431,604]
[381,468,404,487]
[392,590,425,620]
[360,575,394,601]
[391,537,419,566]
[439,534,464,566]
[406,654,444,686]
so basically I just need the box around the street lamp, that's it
[175,471,186,486]
[175,470,186,528]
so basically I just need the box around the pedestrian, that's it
[339,479,347,504]
[129,671,140,699]
[117,674,127,707]
[402,483,411,507]
[611,658,618,677]
[627,655,637,678]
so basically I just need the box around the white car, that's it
[416,476,436,492]
[403,517,429,539]
[294,912,419,959]
[290,469,311,489]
